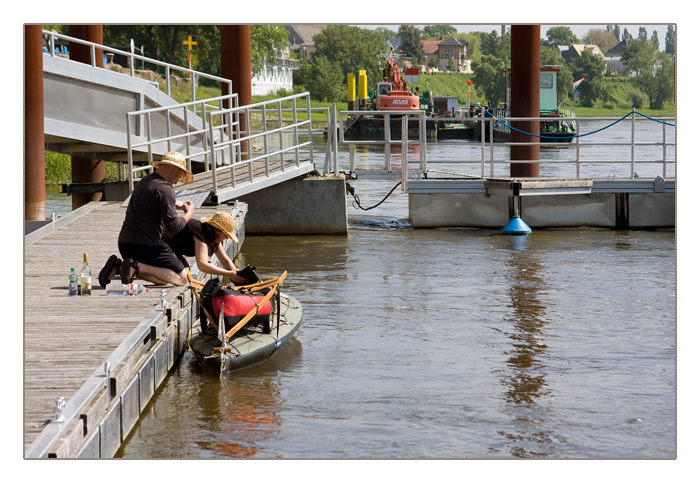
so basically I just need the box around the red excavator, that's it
[376,55,419,111]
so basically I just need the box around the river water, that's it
[45,119,677,461]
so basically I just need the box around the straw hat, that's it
[151,151,194,184]
[201,212,238,242]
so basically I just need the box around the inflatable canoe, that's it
[188,272,302,373]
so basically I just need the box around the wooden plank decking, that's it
[23,201,228,450]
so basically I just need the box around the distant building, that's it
[386,37,402,52]
[285,24,327,59]
[251,50,299,96]
[421,36,470,73]
[605,38,631,75]
[559,43,608,63]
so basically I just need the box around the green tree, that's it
[571,50,607,107]
[423,25,457,39]
[472,54,506,108]
[373,27,397,41]
[544,26,578,47]
[621,39,674,109]
[297,55,345,102]
[312,25,384,84]
[250,25,290,75]
[302,25,385,102]
[607,25,620,41]
[583,29,618,54]
[664,26,676,55]
[398,25,425,63]
[478,30,509,63]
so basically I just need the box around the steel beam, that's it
[510,25,540,178]
[221,25,252,158]
[68,25,106,209]
[25,25,45,221]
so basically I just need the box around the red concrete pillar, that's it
[220,25,252,158]
[25,25,45,221]
[68,25,105,209]
[510,25,540,178]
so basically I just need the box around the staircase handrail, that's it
[42,29,233,100]
[126,93,240,191]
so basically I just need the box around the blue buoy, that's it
[502,216,532,235]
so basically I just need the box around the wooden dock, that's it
[23,201,243,454]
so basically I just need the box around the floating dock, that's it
[342,116,479,141]
[24,201,247,458]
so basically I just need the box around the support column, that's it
[510,25,540,178]
[220,25,252,158]
[25,25,45,221]
[68,25,105,209]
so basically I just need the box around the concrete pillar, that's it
[510,25,540,178]
[25,25,45,221]
[220,25,252,158]
[68,25,106,209]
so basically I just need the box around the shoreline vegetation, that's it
[44,83,675,186]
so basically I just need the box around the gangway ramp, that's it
[43,54,219,164]
[128,92,322,205]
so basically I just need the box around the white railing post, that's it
[126,114,135,192]
[402,115,408,191]
[480,108,486,179]
[575,119,581,178]
[208,113,219,196]
[630,108,636,179]
[384,113,391,171]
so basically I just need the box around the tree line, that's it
[296,25,675,111]
[43,24,675,110]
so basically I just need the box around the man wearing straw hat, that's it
[101,151,196,287]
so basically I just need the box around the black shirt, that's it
[118,172,186,246]
[163,219,219,259]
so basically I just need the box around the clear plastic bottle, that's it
[80,253,92,296]
[106,281,149,296]
[68,268,78,296]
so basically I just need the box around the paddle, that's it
[224,271,287,340]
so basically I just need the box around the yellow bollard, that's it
[347,72,356,110]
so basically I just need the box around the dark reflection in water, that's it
[496,235,555,457]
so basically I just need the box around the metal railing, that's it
[479,108,676,179]
[203,92,319,199]
[126,94,239,191]
[328,107,675,189]
[42,29,233,101]
[337,109,428,178]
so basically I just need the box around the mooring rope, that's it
[484,109,675,140]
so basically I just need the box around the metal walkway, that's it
[41,30,321,205]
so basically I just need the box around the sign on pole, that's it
[405,67,420,84]
[182,35,198,51]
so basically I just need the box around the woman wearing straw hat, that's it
[100,151,196,287]
[163,211,246,284]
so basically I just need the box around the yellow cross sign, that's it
[183,35,198,51]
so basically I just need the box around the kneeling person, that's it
[117,151,195,286]
[163,211,246,285]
